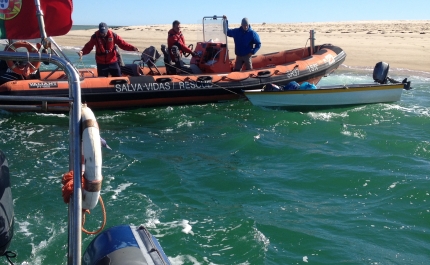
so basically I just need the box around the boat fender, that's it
[5,41,41,77]
[81,105,102,210]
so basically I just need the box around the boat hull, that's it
[244,83,405,110]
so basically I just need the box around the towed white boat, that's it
[244,62,412,110]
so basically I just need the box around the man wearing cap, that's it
[78,22,139,77]
[223,16,261,71]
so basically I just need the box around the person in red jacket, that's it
[167,20,197,59]
[167,20,201,74]
[78,22,139,77]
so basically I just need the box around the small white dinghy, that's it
[244,62,411,110]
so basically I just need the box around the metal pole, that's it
[67,56,83,265]
[34,0,48,46]
[310,30,315,55]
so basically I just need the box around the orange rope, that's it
[82,196,107,235]
[61,170,107,235]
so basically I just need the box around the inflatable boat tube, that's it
[0,150,14,255]
[82,225,171,265]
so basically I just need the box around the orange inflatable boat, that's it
[0,16,346,112]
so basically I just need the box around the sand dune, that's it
[55,20,430,72]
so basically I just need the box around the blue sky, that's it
[72,0,429,26]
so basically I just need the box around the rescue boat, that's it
[0,16,346,112]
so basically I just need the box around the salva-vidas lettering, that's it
[115,82,171,92]
[116,81,213,92]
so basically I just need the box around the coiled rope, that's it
[62,170,106,235]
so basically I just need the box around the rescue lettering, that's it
[178,81,213,89]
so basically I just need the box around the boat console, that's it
[191,41,231,73]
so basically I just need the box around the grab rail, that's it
[0,50,83,265]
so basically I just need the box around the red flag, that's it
[0,0,73,39]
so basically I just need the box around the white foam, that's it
[388,182,398,189]
[168,255,203,265]
[181,220,194,235]
[16,220,32,237]
[109,182,133,199]
[253,227,270,251]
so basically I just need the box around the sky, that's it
[72,0,429,26]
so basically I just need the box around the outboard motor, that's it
[0,150,14,257]
[373,61,389,84]
[82,225,171,265]
[141,46,161,70]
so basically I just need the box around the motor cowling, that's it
[141,46,161,68]
[373,61,389,84]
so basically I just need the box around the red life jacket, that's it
[92,30,117,64]
[167,29,193,59]
[81,29,137,64]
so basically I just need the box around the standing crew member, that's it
[223,16,261,71]
[78,22,139,77]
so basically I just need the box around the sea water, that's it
[0,45,430,264]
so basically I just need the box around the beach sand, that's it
[55,20,430,72]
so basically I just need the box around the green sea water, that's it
[1,50,430,264]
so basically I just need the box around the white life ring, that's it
[81,104,102,210]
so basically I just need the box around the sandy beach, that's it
[55,20,430,72]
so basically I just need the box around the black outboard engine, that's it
[0,150,14,257]
[373,61,389,84]
[141,46,161,70]
[373,61,412,90]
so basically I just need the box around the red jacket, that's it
[81,30,137,64]
[167,29,193,58]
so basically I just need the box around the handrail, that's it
[0,50,83,265]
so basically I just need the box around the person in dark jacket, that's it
[223,16,261,71]
[78,22,139,77]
